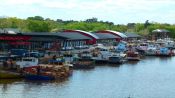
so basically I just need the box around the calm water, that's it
[1,56,175,98]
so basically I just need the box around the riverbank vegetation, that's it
[0,16,175,38]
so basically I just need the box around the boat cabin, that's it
[16,57,38,68]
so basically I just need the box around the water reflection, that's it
[1,56,175,98]
[125,61,139,65]
[158,56,172,61]
[0,79,23,93]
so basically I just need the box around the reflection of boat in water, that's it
[0,79,23,93]
[73,61,94,69]
[0,79,22,84]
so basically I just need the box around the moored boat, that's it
[136,43,148,55]
[23,66,54,80]
[127,51,141,61]
[0,70,23,79]
[16,57,39,69]
[73,51,95,69]
[23,63,72,80]
[145,44,158,56]
[91,47,111,64]
[24,73,55,80]
[156,47,174,56]
[156,38,175,49]
[108,53,126,64]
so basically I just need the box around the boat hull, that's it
[73,64,95,69]
[0,71,23,79]
[24,74,55,80]
[127,57,140,61]
[108,57,124,64]
[94,59,108,64]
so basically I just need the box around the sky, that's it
[0,0,175,24]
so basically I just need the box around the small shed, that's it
[124,32,141,41]
[151,29,170,40]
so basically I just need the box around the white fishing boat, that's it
[91,46,112,63]
[136,43,148,52]
[73,51,95,69]
[145,44,158,56]
[156,38,175,49]
[108,53,126,64]
[16,57,39,68]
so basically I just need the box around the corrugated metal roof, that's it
[75,30,99,39]
[56,32,92,40]
[29,37,57,42]
[23,32,91,40]
[1,32,91,40]
[22,32,57,36]
[22,32,68,39]
[93,33,119,39]
[152,29,170,33]
[105,30,128,38]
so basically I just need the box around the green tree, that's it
[27,16,44,21]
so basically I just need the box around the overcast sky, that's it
[0,0,174,24]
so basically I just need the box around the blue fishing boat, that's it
[115,41,127,53]
[23,66,55,80]
[24,74,55,80]
[156,47,174,56]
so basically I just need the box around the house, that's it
[151,29,170,40]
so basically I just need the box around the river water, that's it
[1,56,175,98]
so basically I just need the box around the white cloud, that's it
[2,0,41,5]
[1,0,175,11]
[0,0,175,24]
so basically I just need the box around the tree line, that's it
[0,16,175,38]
